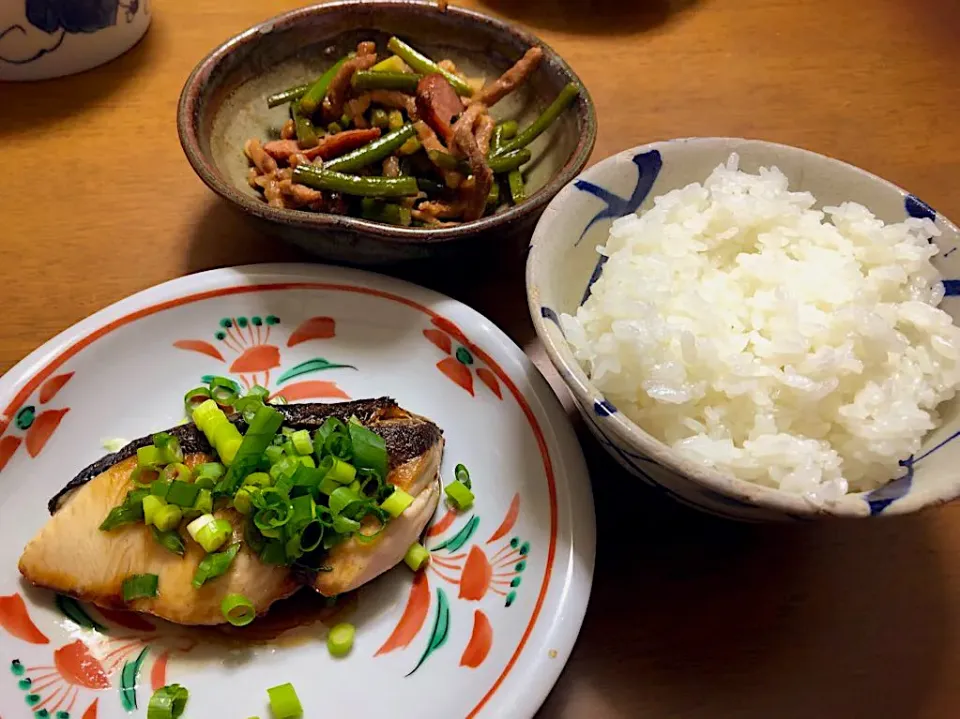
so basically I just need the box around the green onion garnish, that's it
[319,455,357,485]
[217,404,284,495]
[130,466,160,485]
[192,543,240,588]
[99,488,149,530]
[221,593,256,627]
[193,462,225,482]
[153,504,182,532]
[166,480,201,508]
[142,494,166,526]
[151,525,186,556]
[444,480,475,510]
[192,399,243,466]
[187,514,232,552]
[404,542,430,571]
[326,622,356,657]
[290,429,313,455]
[137,445,163,469]
[233,487,257,515]
[381,487,414,517]
[328,486,363,517]
[264,444,285,465]
[454,463,471,490]
[122,573,159,601]
[348,422,388,480]
[160,462,191,483]
[151,480,172,499]
[267,682,303,719]
[147,683,188,719]
[153,432,184,464]
[184,386,212,414]
[208,376,239,406]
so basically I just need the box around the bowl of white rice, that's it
[528,138,960,521]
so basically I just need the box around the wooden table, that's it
[3,0,960,716]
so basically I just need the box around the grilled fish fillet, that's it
[19,398,443,626]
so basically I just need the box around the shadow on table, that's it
[473,0,701,36]
[183,197,540,348]
[0,21,160,138]
[538,426,949,719]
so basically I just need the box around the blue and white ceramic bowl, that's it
[0,0,150,81]
[527,137,960,521]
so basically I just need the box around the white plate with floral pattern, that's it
[0,264,595,719]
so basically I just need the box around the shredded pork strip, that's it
[280,119,296,140]
[470,46,543,107]
[345,93,372,129]
[244,139,277,175]
[382,156,401,178]
[369,90,419,120]
[451,103,493,221]
[322,45,378,122]
[475,114,495,155]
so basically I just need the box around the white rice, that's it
[560,154,960,500]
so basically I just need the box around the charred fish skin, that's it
[49,398,443,513]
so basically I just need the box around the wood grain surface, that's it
[2,1,960,717]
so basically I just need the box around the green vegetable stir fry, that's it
[245,36,579,226]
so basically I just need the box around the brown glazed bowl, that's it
[177,0,596,265]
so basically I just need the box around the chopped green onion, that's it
[187,488,213,519]
[147,683,188,719]
[131,466,160,485]
[404,542,430,571]
[187,514,232,552]
[254,500,292,538]
[194,462,225,482]
[270,456,300,483]
[153,504,183,532]
[248,385,269,399]
[208,376,239,406]
[218,404,285,495]
[267,682,303,719]
[298,520,326,553]
[102,437,128,452]
[318,475,341,496]
[151,525,186,556]
[233,486,257,515]
[184,386,212,414]
[290,429,313,455]
[137,445,163,469]
[122,573,159,602]
[99,489,149,530]
[290,495,316,527]
[142,495,166,526]
[160,462,191,483]
[264,444,284,465]
[243,471,272,488]
[193,543,240,588]
[221,593,256,627]
[319,455,357,485]
[326,622,355,657]
[381,487,414,517]
[299,455,316,469]
[260,541,287,566]
[454,463,471,490]
[153,432,184,464]
[151,480,171,499]
[192,399,244,466]
[166,480,201,508]
[332,515,360,534]
[329,486,362,516]
[444,480,475,510]
[348,423,388,480]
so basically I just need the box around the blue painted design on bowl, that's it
[573,150,663,245]
[540,306,563,333]
[593,399,616,417]
[942,280,960,297]
[905,194,936,221]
